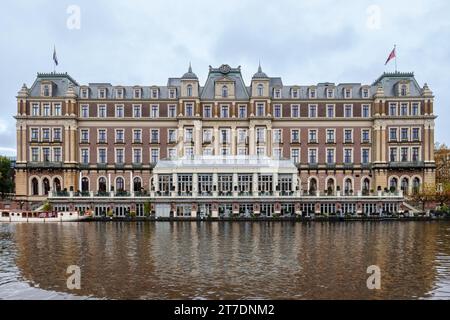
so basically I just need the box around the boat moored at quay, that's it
[0,210,90,223]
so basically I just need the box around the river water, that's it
[1,221,450,300]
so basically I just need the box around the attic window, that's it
[291,89,299,99]
[43,85,50,97]
[134,89,142,99]
[274,89,281,99]
[187,85,193,97]
[99,89,106,99]
[344,88,352,99]
[309,89,316,99]
[222,85,228,98]
[400,84,408,96]
[362,88,369,98]
[169,89,176,99]
[152,89,159,99]
[326,88,334,98]
[81,88,88,99]
[116,88,124,99]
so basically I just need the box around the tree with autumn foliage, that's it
[410,183,437,212]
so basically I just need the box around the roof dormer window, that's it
[43,85,50,97]
[81,88,88,99]
[134,88,142,99]
[151,89,159,99]
[291,89,299,99]
[187,85,193,97]
[400,84,408,96]
[326,88,334,99]
[309,88,316,99]
[274,89,281,99]
[222,85,228,98]
[116,88,124,99]
[344,88,352,99]
[169,89,176,99]
[362,88,369,98]
[98,89,106,99]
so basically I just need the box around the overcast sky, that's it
[1,0,449,156]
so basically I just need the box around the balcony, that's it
[389,161,424,168]
[132,139,142,144]
[115,139,125,144]
[132,163,143,169]
[97,163,108,169]
[28,161,63,169]
[343,162,354,169]
[308,163,319,169]
[115,191,130,197]
[97,139,107,144]
[150,139,160,144]
[79,163,90,170]
[115,163,125,169]
[326,163,336,169]
[80,139,90,144]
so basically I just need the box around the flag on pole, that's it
[53,46,59,66]
[385,46,396,65]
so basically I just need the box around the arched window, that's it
[362,178,370,195]
[412,177,421,194]
[344,178,353,195]
[222,85,228,98]
[53,178,61,192]
[31,178,39,195]
[326,178,335,195]
[81,177,89,192]
[309,178,317,195]
[257,84,264,96]
[133,177,142,192]
[42,178,50,195]
[187,84,193,97]
[116,177,125,192]
[401,177,409,194]
[400,84,407,96]
[390,177,398,191]
[98,177,107,192]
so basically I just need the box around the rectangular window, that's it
[344,88,352,98]
[308,149,317,164]
[42,128,50,141]
[256,128,265,144]
[53,128,61,142]
[134,89,141,99]
[308,105,317,118]
[326,148,335,164]
[133,129,142,143]
[390,148,397,162]
[327,105,335,118]
[98,129,107,143]
[237,147,247,156]
[81,149,89,164]
[81,105,89,118]
[53,148,62,162]
[98,105,107,118]
[185,103,193,117]
[256,146,266,157]
[362,105,370,118]
[412,147,420,162]
[256,103,265,117]
[150,129,159,144]
[221,105,229,118]
[115,129,124,143]
[291,129,300,143]
[54,104,62,116]
[412,128,420,141]
[116,105,124,118]
[308,130,317,143]
[31,128,39,141]
[31,147,39,162]
[203,129,213,144]
[389,128,398,141]
[273,129,282,144]
[326,129,335,143]
[133,149,142,164]
[274,105,282,118]
[412,103,420,116]
[344,149,352,164]
[401,128,409,141]
[168,129,177,144]
[42,147,51,162]
[237,129,247,144]
[220,129,230,144]
[169,89,176,99]
[401,147,408,162]
[133,105,142,118]
[273,148,282,159]
[184,147,194,159]
[185,128,193,143]
[291,148,300,163]
[98,148,107,164]
[344,104,353,118]
[150,105,159,118]
[389,103,397,116]
[344,129,353,143]
[203,106,212,118]
[32,104,40,116]
[400,103,408,116]
[168,148,177,159]
[238,105,247,118]
[168,105,177,118]
[362,148,370,164]
[116,149,124,164]
[80,129,89,143]
[43,104,51,116]
[291,105,300,118]
[362,129,370,143]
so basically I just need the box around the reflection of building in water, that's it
[12,222,443,299]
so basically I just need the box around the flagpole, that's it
[394,44,397,73]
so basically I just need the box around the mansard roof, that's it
[23,67,428,100]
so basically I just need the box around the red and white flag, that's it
[385,46,396,65]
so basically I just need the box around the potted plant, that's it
[130,210,136,219]
[42,201,52,212]
[107,208,114,219]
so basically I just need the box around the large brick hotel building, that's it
[14,64,436,217]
